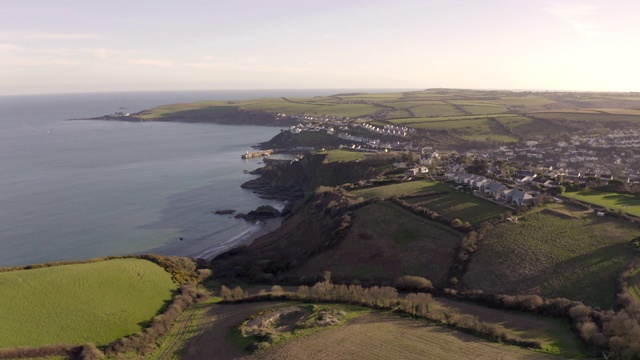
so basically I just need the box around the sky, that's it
[1,0,639,95]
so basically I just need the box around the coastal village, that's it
[276,112,640,183]
[254,112,640,213]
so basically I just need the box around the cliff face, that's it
[241,154,375,200]
[211,188,363,281]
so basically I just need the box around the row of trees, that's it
[223,275,542,350]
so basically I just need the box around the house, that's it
[456,173,473,184]
[445,171,463,181]
[485,182,508,198]
[511,189,534,206]
[473,178,491,190]
[627,175,640,184]
[499,188,515,203]
[405,166,429,176]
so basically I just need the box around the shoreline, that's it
[195,217,283,260]
[148,216,283,261]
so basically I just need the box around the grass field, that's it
[0,259,177,347]
[437,298,588,358]
[383,109,414,119]
[531,111,640,123]
[562,189,640,216]
[175,299,576,360]
[463,205,639,308]
[403,183,508,226]
[295,131,338,146]
[459,104,510,115]
[253,311,560,360]
[351,180,440,200]
[351,181,508,226]
[388,113,514,125]
[317,149,366,163]
[135,101,230,119]
[477,96,556,107]
[292,201,462,286]
[409,103,465,117]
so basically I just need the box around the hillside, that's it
[211,187,374,282]
[463,204,639,308]
[241,153,376,200]
[92,89,640,149]
[289,201,463,287]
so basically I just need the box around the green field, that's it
[135,101,230,119]
[0,259,177,347]
[294,131,338,146]
[459,104,510,115]
[531,111,640,123]
[403,183,508,226]
[351,181,507,226]
[351,180,440,200]
[409,103,465,117]
[388,113,514,125]
[563,189,640,217]
[476,96,556,107]
[464,206,639,308]
[318,149,366,163]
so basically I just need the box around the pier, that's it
[241,149,274,159]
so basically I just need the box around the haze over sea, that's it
[0,89,348,267]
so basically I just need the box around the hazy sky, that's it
[1,0,639,95]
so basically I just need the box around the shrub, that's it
[78,343,105,360]
[394,275,434,292]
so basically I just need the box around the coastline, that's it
[148,216,283,261]
[194,217,283,260]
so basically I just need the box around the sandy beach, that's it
[148,216,283,260]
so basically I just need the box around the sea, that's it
[0,89,357,268]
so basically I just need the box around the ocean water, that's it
[0,89,346,267]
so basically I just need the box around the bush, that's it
[394,275,434,292]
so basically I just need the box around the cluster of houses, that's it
[445,170,535,206]
[359,123,412,137]
[287,123,413,152]
[487,131,640,184]
[283,112,640,186]
[392,161,430,177]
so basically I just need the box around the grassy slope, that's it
[563,189,640,217]
[124,90,640,146]
[290,201,462,286]
[463,205,640,308]
[352,181,507,226]
[0,259,177,347]
[317,149,367,163]
[351,180,441,200]
[404,183,508,226]
[436,298,587,358]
